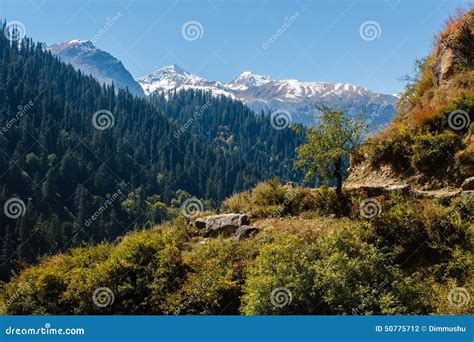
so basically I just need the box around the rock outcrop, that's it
[195,214,250,237]
[234,225,259,240]
[461,177,474,191]
[431,13,474,86]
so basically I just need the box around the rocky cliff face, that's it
[49,40,144,97]
[431,13,474,86]
[346,9,474,192]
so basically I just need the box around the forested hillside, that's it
[0,8,472,317]
[348,9,473,190]
[0,25,302,280]
[150,90,303,180]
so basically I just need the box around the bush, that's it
[222,191,252,213]
[1,191,471,316]
[366,125,414,172]
[1,243,112,314]
[410,130,462,176]
[251,178,286,206]
[223,180,346,219]
[241,226,399,315]
[163,238,256,314]
[370,195,473,273]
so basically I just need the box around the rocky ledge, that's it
[195,213,259,240]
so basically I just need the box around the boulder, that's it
[195,218,207,229]
[461,177,474,191]
[197,213,250,237]
[234,225,259,240]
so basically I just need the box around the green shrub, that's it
[163,238,256,314]
[366,126,414,172]
[1,243,112,314]
[222,191,252,213]
[252,178,286,206]
[241,226,399,315]
[410,130,462,176]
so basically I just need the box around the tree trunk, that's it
[335,158,343,196]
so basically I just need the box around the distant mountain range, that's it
[49,40,398,128]
[48,40,144,97]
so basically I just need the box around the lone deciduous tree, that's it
[295,107,366,195]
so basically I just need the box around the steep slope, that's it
[0,32,301,280]
[137,64,233,98]
[149,89,304,184]
[138,66,398,130]
[347,9,474,191]
[49,40,144,97]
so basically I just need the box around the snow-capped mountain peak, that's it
[49,39,97,55]
[137,65,209,96]
[49,40,144,96]
[228,71,272,90]
[136,65,398,128]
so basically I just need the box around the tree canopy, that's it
[295,107,366,194]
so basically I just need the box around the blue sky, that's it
[0,0,470,94]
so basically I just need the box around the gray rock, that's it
[198,213,250,237]
[461,177,474,191]
[195,218,207,229]
[234,225,259,240]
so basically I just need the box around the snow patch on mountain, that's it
[136,65,398,129]
[48,40,144,97]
